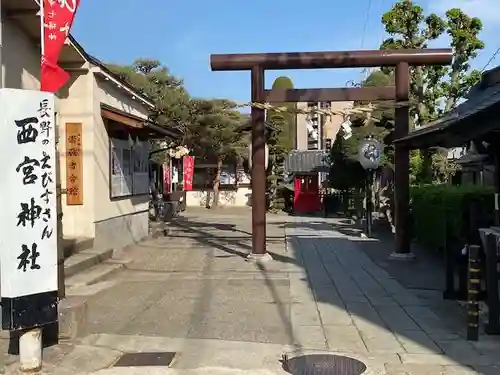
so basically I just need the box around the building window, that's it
[192,163,237,191]
[110,137,149,198]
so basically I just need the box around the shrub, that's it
[410,184,494,253]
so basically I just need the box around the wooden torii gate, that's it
[210,49,453,259]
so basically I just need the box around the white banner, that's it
[0,89,58,298]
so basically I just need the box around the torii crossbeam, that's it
[210,49,453,259]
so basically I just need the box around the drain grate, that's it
[283,354,367,375]
[112,352,177,367]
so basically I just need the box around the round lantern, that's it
[358,137,383,170]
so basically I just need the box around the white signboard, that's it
[0,89,58,298]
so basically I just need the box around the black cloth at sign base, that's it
[1,290,58,331]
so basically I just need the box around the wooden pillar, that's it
[494,153,500,226]
[251,66,267,255]
[392,62,412,256]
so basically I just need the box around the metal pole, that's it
[391,62,414,259]
[467,244,481,341]
[249,65,268,259]
[366,170,373,238]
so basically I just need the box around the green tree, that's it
[265,76,297,211]
[344,70,395,169]
[190,99,246,207]
[328,129,366,192]
[380,0,484,181]
[108,59,192,163]
[269,76,296,150]
[108,59,192,129]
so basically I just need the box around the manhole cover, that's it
[112,352,177,367]
[283,354,367,375]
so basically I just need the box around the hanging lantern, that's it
[358,137,383,170]
[248,143,269,170]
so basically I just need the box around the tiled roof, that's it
[393,68,500,148]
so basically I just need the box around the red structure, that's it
[294,174,321,214]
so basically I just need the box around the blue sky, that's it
[71,0,500,104]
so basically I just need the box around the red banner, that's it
[163,163,172,194]
[183,156,194,191]
[41,59,69,93]
[41,0,81,93]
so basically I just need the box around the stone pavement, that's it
[4,209,500,374]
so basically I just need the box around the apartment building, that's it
[295,101,354,150]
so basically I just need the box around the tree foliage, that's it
[189,99,246,162]
[328,129,366,191]
[381,0,484,124]
[265,76,297,211]
[108,59,192,131]
[268,76,296,152]
[189,99,247,207]
[380,0,484,182]
[108,59,248,207]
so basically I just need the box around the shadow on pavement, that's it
[168,212,499,372]
[168,217,298,348]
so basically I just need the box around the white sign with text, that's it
[0,89,58,298]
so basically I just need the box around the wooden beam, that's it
[264,87,395,103]
[101,108,144,129]
[211,49,453,71]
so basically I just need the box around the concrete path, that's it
[5,209,500,374]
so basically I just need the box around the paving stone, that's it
[349,270,389,298]
[313,287,344,306]
[385,363,478,375]
[363,263,393,281]
[428,333,463,342]
[435,341,487,366]
[323,325,367,353]
[402,306,453,334]
[376,278,409,294]
[376,305,421,331]
[308,277,334,288]
[345,302,387,331]
[385,363,447,375]
[367,296,399,306]
[292,325,328,349]
[316,302,353,326]
[395,330,442,354]
[393,293,428,306]
[473,365,500,375]
[290,303,321,326]
[400,353,461,366]
[360,329,404,353]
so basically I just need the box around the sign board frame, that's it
[0,89,59,331]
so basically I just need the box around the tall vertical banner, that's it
[183,156,194,191]
[0,89,58,331]
[163,162,172,194]
[41,0,81,93]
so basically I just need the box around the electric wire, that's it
[481,45,500,73]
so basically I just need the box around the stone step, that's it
[65,263,123,288]
[62,237,94,258]
[64,248,114,279]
